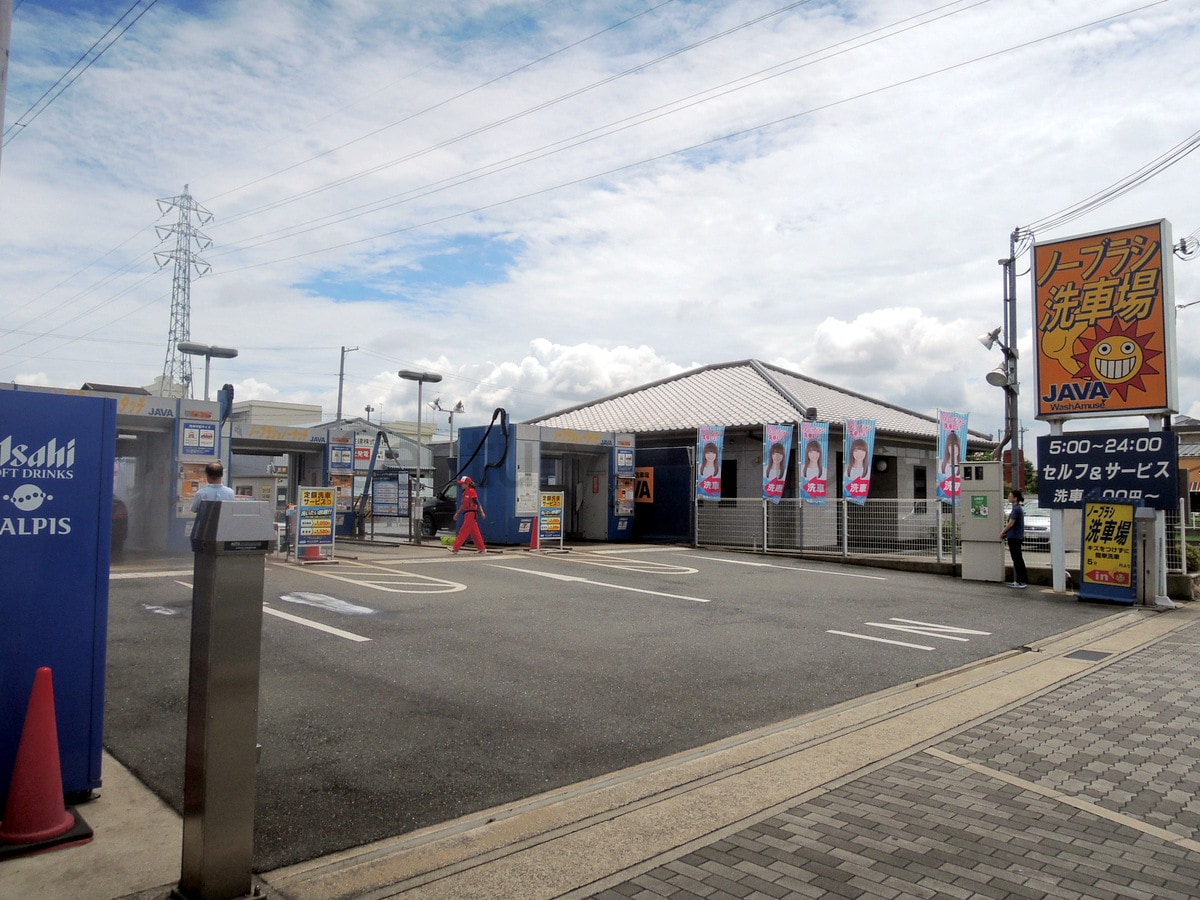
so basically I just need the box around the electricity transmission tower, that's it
[155,185,213,398]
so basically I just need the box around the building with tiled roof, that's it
[524,360,994,542]
[525,360,985,441]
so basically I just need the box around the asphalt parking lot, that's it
[104,543,1121,872]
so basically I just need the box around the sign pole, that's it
[1049,419,1067,593]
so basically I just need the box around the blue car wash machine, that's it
[455,419,636,545]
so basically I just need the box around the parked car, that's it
[112,497,129,553]
[1005,499,1051,550]
[420,482,460,537]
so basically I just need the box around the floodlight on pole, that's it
[398,370,443,544]
[985,364,1009,387]
[987,230,1023,491]
[976,327,1002,351]
[430,397,466,446]
[177,341,238,401]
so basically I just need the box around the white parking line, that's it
[555,554,698,576]
[864,619,991,641]
[590,547,690,555]
[492,565,712,603]
[827,618,991,651]
[111,569,193,579]
[164,580,372,641]
[826,631,935,651]
[680,554,887,580]
[263,606,371,642]
[301,563,466,594]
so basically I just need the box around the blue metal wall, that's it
[1,390,115,804]
[632,446,693,542]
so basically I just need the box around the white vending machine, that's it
[959,460,1005,583]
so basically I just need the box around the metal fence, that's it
[695,498,1192,574]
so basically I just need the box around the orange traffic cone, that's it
[0,667,92,859]
[527,517,539,552]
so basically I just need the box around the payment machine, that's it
[959,460,1005,582]
[180,499,274,900]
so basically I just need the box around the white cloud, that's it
[2,0,1198,448]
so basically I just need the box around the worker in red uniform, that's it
[451,475,487,553]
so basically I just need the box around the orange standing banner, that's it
[1032,220,1177,421]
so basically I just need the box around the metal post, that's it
[179,501,273,900]
[1147,415,1174,606]
[397,370,442,544]
[1049,419,1067,592]
[416,379,424,541]
[336,346,357,421]
[1005,230,1021,492]
[950,458,957,571]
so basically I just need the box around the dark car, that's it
[112,497,129,553]
[420,482,459,537]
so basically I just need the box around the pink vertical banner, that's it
[936,410,969,503]
[762,424,793,504]
[696,426,724,499]
[799,421,829,505]
[842,419,876,506]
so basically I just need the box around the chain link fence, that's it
[695,498,1192,574]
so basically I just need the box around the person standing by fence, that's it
[1001,489,1027,588]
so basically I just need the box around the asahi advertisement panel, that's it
[1,389,115,805]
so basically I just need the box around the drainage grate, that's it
[1065,649,1112,662]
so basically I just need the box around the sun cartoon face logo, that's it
[4,484,52,512]
[1072,317,1160,402]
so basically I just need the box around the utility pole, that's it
[1,0,12,177]
[155,186,213,398]
[1005,228,1021,492]
[336,346,358,421]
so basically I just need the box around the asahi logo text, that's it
[0,436,77,479]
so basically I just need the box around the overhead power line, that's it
[211,1,1169,274]
[3,0,1182,361]
[1017,124,1200,253]
[210,0,988,251]
[2,0,160,145]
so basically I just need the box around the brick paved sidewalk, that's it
[588,627,1200,900]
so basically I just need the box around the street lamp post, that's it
[980,325,1020,490]
[978,239,1022,492]
[398,370,442,544]
[177,341,238,401]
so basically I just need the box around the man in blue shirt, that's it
[191,461,236,511]
[1000,489,1027,588]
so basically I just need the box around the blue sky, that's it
[1,0,1198,443]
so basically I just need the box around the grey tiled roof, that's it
[526,360,980,441]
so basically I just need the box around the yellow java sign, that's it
[1032,220,1177,420]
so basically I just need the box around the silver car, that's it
[1006,500,1051,550]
